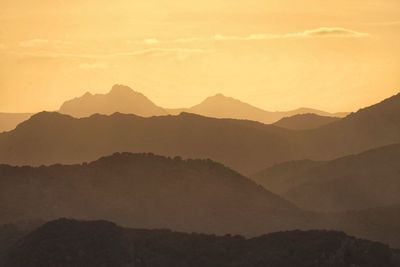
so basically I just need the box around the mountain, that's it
[2,218,399,267]
[325,205,400,249]
[0,153,309,235]
[0,113,32,133]
[254,144,400,212]
[2,153,400,248]
[0,92,399,174]
[0,111,302,174]
[253,160,325,194]
[166,93,347,124]
[302,92,400,160]
[59,84,167,117]
[273,113,341,130]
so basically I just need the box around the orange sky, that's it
[0,0,399,113]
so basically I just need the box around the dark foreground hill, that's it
[0,93,399,174]
[0,153,307,235]
[2,218,399,267]
[254,144,400,212]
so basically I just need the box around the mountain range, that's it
[165,93,347,124]
[253,143,400,212]
[0,85,347,132]
[2,218,399,267]
[2,152,400,248]
[0,153,306,235]
[0,92,399,174]
[59,84,347,123]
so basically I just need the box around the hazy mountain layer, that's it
[166,93,347,124]
[273,113,340,130]
[0,153,307,236]
[59,84,167,118]
[254,144,400,212]
[1,93,399,174]
[2,218,399,267]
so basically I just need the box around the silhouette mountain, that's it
[0,153,308,236]
[2,218,399,267]
[0,111,302,174]
[325,204,400,249]
[0,113,33,133]
[167,93,347,124]
[59,84,167,117]
[273,113,340,130]
[303,92,400,159]
[253,160,325,194]
[254,143,400,212]
[1,93,399,174]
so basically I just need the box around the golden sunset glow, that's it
[1,0,399,113]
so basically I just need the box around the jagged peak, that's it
[82,91,93,97]
[109,84,137,95]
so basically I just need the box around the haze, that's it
[0,0,399,113]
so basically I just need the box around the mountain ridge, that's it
[2,218,399,267]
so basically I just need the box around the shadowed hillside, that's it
[0,153,309,236]
[2,218,399,267]
[59,84,167,117]
[2,153,400,248]
[0,111,301,174]
[254,144,400,212]
[303,93,400,159]
[273,113,340,130]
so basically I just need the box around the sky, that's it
[0,0,399,113]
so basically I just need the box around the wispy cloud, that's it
[140,27,370,45]
[79,62,108,70]
[11,47,208,59]
[213,27,369,41]
[294,27,370,38]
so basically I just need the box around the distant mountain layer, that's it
[0,153,306,236]
[0,113,32,133]
[59,84,347,123]
[166,93,347,124]
[0,93,399,174]
[2,218,399,267]
[253,143,400,212]
[2,85,348,131]
[273,113,340,130]
[59,84,167,118]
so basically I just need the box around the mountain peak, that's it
[213,93,226,98]
[109,84,136,95]
[82,91,92,97]
[59,84,166,118]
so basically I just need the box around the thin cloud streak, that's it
[9,47,209,59]
[141,27,370,45]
